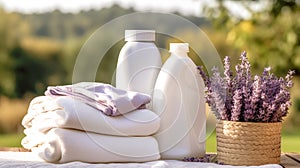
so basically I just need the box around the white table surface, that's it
[0,152,282,168]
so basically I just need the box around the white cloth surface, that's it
[45,82,151,116]
[0,152,282,168]
[22,96,160,136]
[22,128,160,163]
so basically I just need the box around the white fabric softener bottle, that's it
[116,30,162,102]
[153,43,206,159]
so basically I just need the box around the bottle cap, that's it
[169,43,189,53]
[125,30,155,42]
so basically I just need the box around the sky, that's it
[0,0,265,18]
[0,0,203,16]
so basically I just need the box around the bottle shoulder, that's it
[118,42,161,63]
[120,42,159,54]
[158,55,203,86]
[163,55,195,69]
[122,41,158,48]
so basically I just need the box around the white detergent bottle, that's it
[153,43,206,159]
[116,30,162,101]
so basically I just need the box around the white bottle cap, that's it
[169,43,189,53]
[125,30,155,42]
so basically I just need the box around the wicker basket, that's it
[216,120,281,166]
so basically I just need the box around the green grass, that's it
[0,133,24,147]
[0,132,299,152]
[281,133,300,152]
[206,132,217,152]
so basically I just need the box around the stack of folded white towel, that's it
[21,82,161,163]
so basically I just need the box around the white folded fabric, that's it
[22,96,160,136]
[22,128,160,163]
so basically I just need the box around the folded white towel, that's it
[22,96,160,136]
[22,128,160,163]
[45,82,151,116]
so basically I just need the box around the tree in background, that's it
[203,0,300,76]
[9,45,65,98]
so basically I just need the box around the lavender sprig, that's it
[270,70,295,122]
[240,51,253,121]
[183,154,217,163]
[230,64,244,121]
[198,66,219,118]
[231,89,243,121]
[197,66,212,105]
[224,56,233,120]
[251,75,262,121]
[255,67,271,121]
[264,74,281,121]
[211,67,228,119]
[285,70,295,88]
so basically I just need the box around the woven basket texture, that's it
[216,120,281,166]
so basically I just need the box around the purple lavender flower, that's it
[230,64,244,121]
[183,154,217,163]
[251,75,262,121]
[224,56,233,119]
[269,70,295,122]
[197,66,213,105]
[197,66,211,90]
[256,68,272,121]
[231,89,243,121]
[210,66,228,120]
[197,51,294,122]
[265,76,282,121]
[198,66,219,117]
[269,89,289,122]
[285,70,295,88]
[236,51,253,121]
[211,92,226,120]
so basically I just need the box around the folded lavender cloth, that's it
[45,82,151,116]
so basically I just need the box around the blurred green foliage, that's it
[0,4,208,134]
[0,5,136,98]
[203,0,300,76]
[0,4,208,99]
[0,1,299,136]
